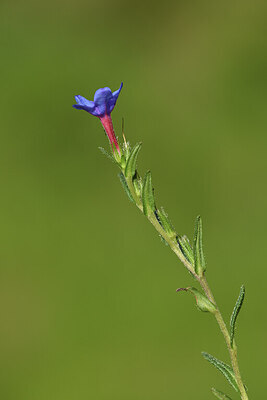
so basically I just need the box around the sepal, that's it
[111,143,122,163]
[119,155,126,169]
[125,142,142,178]
[121,121,131,160]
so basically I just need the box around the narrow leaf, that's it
[133,172,142,197]
[211,388,232,400]
[159,234,169,246]
[193,215,206,276]
[156,207,176,237]
[202,352,239,392]
[118,172,135,203]
[125,142,142,178]
[99,147,115,162]
[230,285,245,347]
[142,171,156,216]
[177,235,194,265]
[154,210,170,246]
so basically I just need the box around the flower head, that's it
[73,82,123,117]
[73,83,123,158]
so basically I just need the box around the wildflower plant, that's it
[73,84,248,400]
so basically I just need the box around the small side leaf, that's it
[118,172,135,203]
[193,215,206,276]
[202,352,239,392]
[177,287,217,314]
[230,285,245,347]
[211,388,232,400]
[154,210,170,246]
[159,234,169,246]
[99,147,115,162]
[125,142,142,178]
[156,207,176,237]
[177,235,194,265]
[142,171,156,216]
[132,172,142,197]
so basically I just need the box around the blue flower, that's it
[73,83,123,117]
[73,83,124,157]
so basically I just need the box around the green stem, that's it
[200,277,248,400]
[124,173,248,400]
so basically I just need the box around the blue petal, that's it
[73,95,98,115]
[73,104,100,116]
[73,104,85,110]
[94,87,113,105]
[74,95,95,110]
[73,84,123,117]
[112,82,123,101]
[94,104,106,116]
[108,82,123,113]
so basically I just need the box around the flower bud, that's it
[176,287,217,314]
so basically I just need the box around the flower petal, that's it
[108,82,123,113]
[73,95,98,115]
[73,84,123,117]
[74,95,95,108]
[94,87,113,105]
[112,82,123,101]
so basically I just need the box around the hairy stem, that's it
[124,173,248,400]
[200,277,248,399]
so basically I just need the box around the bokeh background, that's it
[0,0,266,399]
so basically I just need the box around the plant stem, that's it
[200,277,248,400]
[124,173,248,400]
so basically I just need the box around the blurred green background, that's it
[0,0,266,399]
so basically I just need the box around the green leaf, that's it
[230,285,245,347]
[159,234,169,246]
[125,142,142,178]
[156,207,176,237]
[202,352,239,392]
[177,287,217,314]
[142,171,156,216]
[177,235,194,265]
[132,172,142,197]
[154,210,170,246]
[98,147,115,162]
[193,215,206,276]
[118,172,135,203]
[211,388,232,399]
